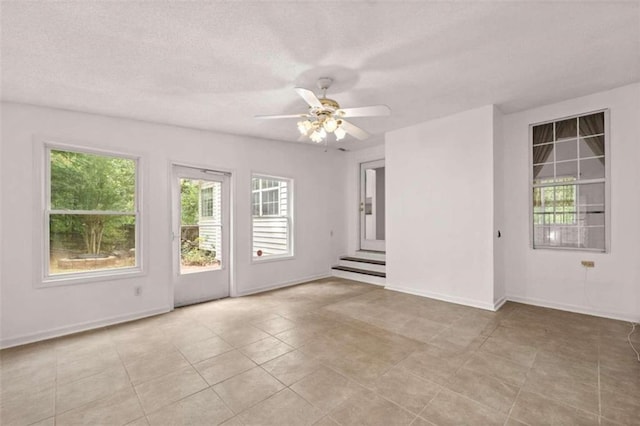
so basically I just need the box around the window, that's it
[252,178,280,216]
[531,111,607,251]
[46,146,140,279]
[252,175,292,259]
[200,186,214,218]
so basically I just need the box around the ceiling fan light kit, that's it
[256,77,391,144]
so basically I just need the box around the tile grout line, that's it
[597,338,602,425]
[415,388,443,424]
[54,343,59,425]
[172,332,240,422]
[290,359,422,424]
[502,343,537,426]
[109,329,149,424]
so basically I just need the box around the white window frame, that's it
[252,178,281,217]
[529,109,610,253]
[200,186,214,219]
[251,173,294,263]
[39,142,144,286]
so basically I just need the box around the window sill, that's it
[37,267,145,288]
[251,254,295,265]
[532,246,607,254]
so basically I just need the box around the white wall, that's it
[0,102,348,347]
[385,105,498,310]
[501,83,640,322]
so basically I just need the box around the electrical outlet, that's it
[581,260,595,268]
[134,286,142,296]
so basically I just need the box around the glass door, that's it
[172,165,230,307]
[360,159,385,252]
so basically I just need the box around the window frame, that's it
[528,109,610,253]
[200,186,214,219]
[252,178,281,217]
[250,173,294,263]
[40,142,144,286]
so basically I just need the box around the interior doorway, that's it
[172,165,230,307]
[360,159,385,252]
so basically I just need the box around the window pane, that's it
[180,179,221,273]
[579,136,605,158]
[556,161,578,180]
[533,123,553,145]
[531,112,606,252]
[180,179,199,225]
[583,213,604,227]
[533,144,554,165]
[200,187,214,218]
[556,118,577,140]
[579,112,604,136]
[50,214,136,274]
[533,163,554,183]
[252,192,260,216]
[262,179,279,189]
[532,187,543,210]
[252,176,291,259]
[583,226,605,250]
[555,140,577,162]
[578,183,605,211]
[533,225,551,246]
[50,150,135,211]
[580,158,605,180]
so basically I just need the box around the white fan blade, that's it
[340,120,370,140]
[294,87,323,109]
[339,105,391,118]
[297,133,309,142]
[255,113,309,119]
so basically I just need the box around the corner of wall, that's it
[492,105,506,305]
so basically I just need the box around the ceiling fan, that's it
[255,78,391,143]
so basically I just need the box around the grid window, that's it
[252,175,292,259]
[46,147,139,278]
[531,111,606,251]
[201,187,213,218]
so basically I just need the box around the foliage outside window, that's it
[531,111,606,251]
[252,175,292,259]
[179,178,221,272]
[47,147,139,278]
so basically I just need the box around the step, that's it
[338,259,386,273]
[332,267,386,286]
[353,250,386,261]
[340,256,386,266]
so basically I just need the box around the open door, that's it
[172,165,230,307]
[360,159,385,252]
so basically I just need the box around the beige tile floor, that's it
[1,277,639,425]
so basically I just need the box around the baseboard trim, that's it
[235,273,332,297]
[493,296,508,311]
[385,285,496,311]
[506,294,640,323]
[0,306,171,349]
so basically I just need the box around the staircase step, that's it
[353,250,386,261]
[340,256,386,266]
[331,266,386,278]
[338,259,386,273]
[332,267,386,286]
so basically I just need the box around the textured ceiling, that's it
[1,1,639,150]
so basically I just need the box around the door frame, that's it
[170,162,235,308]
[359,159,385,252]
